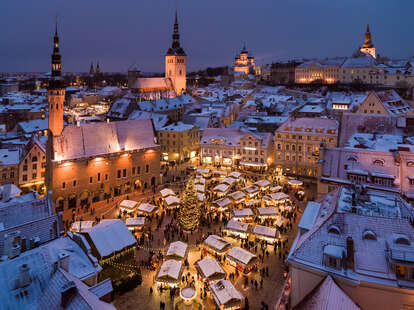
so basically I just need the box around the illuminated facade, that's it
[274,117,339,178]
[200,128,273,169]
[234,44,256,75]
[128,11,186,97]
[158,122,200,162]
[360,24,376,59]
[46,23,161,212]
[295,59,344,84]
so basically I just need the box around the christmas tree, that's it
[179,178,200,231]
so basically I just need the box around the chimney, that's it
[346,237,355,270]
[58,251,70,272]
[18,264,31,288]
[61,281,77,308]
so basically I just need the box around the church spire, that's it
[172,10,180,49]
[166,10,186,56]
[363,23,373,48]
[51,16,62,78]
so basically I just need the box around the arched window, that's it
[328,225,341,235]
[362,230,376,240]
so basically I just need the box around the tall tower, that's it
[89,62,95,75]
[360,24,376,59]
[48,19,65,137]
[165,11,186,96]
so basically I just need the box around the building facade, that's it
[233,44,256,75]
[200,128,273,170]
[274,117,339,178]
[158,122,200,162]
[46,24,161,212]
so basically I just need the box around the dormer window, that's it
[394,234,410,246]
[328,225,341,235]
[362,230,377,240]
[323,245,346,270]
[373,159,384,166]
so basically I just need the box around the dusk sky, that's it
[1,0,413,73]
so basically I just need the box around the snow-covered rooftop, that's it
[196,257,226,279]
[226,219,249,232]
[227,247,257,265]
[156,259,182,281]
[166,241,188,259]
[204,235,232,252]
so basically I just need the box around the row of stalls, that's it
[203,234,258,274]
[224,219,282,244]
[160,188,181,209]
[155,239,244,309]
[155,241,188,288]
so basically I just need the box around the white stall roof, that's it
[245,199,261,207]
[226,220,249,232]
[233,208,254,218]
[265,192,290,201]
[228,171,242,179]
[195,184,205,193]
[196,257,225,278]
[253,225,276,238]
[204,235,231,251]
[211,280,243,307]
[165,196,180,206]
[227,247,256,265]
[228,191,246,202]
[120,200,138,211]
[160,188,175,198]
[270,186,282,193]
[197,193,205,202]
[156,260,182,281]
[243,185,259,194]
[257,207,278,216]
[255,179,271,189]
[126,217,145,227]
[213,184,230,193]
[166,241,188,259]
[221,177,237,186]
[213,197,232,208]
[137,203,158,214]
[194,178,206,185]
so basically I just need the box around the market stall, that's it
[164,195,180,209]
[137,203,158,216]
[221,177,237,186]
[125,217,146,232]
[225,247,258,273]
[225,220,249,239]
[195,257,226,283]
[213,183,230,197]
[256,207,278,219]
[227,191,246,205]
[212,197,232,212]
[203,235,232,256]
[244,199,261,208]
[210,279,243,310]
[242,185,260,198]
[263,192,290,206]
[119,200,138,213]
[232,208,254,221]
[155,259,183,288]
[228,171,242,180]
[254,179,271,191]
[166,241,188,261]
[160,188,175,199]
[269,186,282,193]
[252,225,277,244]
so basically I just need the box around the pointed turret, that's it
[96,61,101,74]
[89,62,95,75]
[363,24,374,48]
[48,17,65,137]
[166,10,186,56]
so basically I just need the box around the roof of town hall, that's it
[53,119,158,161]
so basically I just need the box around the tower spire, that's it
[363,23,373,48]
[50,16,63,83]
[172,10,180,49]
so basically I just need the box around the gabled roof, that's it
[294,276,360,310]
[53,119,158,161]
